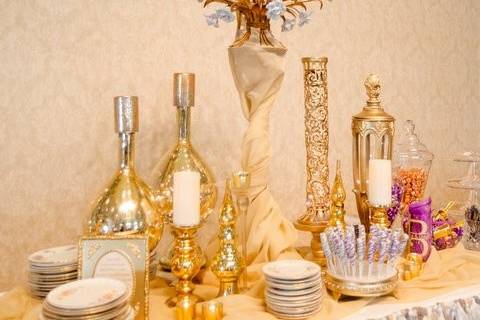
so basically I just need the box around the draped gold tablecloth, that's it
[2,244,480,320]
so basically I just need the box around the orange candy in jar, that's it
[393,120,433,208]
[396,168,428,206]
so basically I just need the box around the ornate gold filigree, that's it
[127,243,141,259]
[294,57,330,267]
[299,57,330,223]
[87,243,101,259]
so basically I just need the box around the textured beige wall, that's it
[0,0,478,290]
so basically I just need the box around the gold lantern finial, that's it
[365,74,382,106]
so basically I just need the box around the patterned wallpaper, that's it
[0,0,478,289]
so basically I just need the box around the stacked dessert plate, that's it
[28,245,78,299]
[41,278,133,320]
[263,260,323,319]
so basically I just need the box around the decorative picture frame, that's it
[78,235,149,320]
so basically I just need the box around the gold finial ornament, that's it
[364,74,381,105]
[295,57,330,266]
[88,96,163,252]
[329,160,346,227]
[211,179,245,297]
[154,73,217,270]
[352,74,395,230]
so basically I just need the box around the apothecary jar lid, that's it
[394,120,434,161]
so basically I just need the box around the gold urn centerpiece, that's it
[88,96,163,252]
[352,75,395,229]
[154,73,217,269]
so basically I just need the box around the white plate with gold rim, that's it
[45,278,127,310]
[267,283,322,297]
[266,289,323,302]
[42,301,129,320]
[267,306,322,320]
[28,245,78,267]
[268,301,321,314]
[263,260,321,281]
[265,273,321,285]
[267,295,322,308]
[266,278,322,291]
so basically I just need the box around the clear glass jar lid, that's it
[395,120,434,161]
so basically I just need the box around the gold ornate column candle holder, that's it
[211,179,245,297]
[295,57,330,266]
[352,75,395,230]
[171,225,202,317]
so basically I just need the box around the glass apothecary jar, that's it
[393,120,434,208]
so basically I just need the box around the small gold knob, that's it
[364,74,381,105]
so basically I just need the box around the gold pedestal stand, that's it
[169,225,203,318]
[294,220,329,266]
[324,271,398,301]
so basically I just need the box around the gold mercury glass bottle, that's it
[88,96,163,252]
[154,73,217,269]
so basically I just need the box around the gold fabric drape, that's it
[227,36,297,265]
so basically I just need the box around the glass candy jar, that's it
[393,120,434,208]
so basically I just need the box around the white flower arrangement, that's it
[200,0,327,33]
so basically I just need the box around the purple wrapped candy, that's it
[408,197,433,262]
[387,183,404,225]
[345,227,356,261]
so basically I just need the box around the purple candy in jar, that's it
[387,183,404,225]
[408,197,433,262]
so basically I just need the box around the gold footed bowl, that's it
[324,270,398,301]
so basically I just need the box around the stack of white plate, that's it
[40,278,133,320]
[28,245,78,299]
[149,249,158,280]
[263,260,323,320]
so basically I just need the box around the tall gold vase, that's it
[295,57,330,266]
[88,96,163,252]
[154,73,217,269]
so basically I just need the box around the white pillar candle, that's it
[368,159,392,206]
[173,171,201,227]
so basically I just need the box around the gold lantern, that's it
[352,74,395,229]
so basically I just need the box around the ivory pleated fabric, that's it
[3,245,480,320]
[227,37,298,265]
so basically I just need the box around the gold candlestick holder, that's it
[369,204,390,230]
[295,57,330,267]
[211,179,245,297]
[170,224,202,317]
[231,171,250,291]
